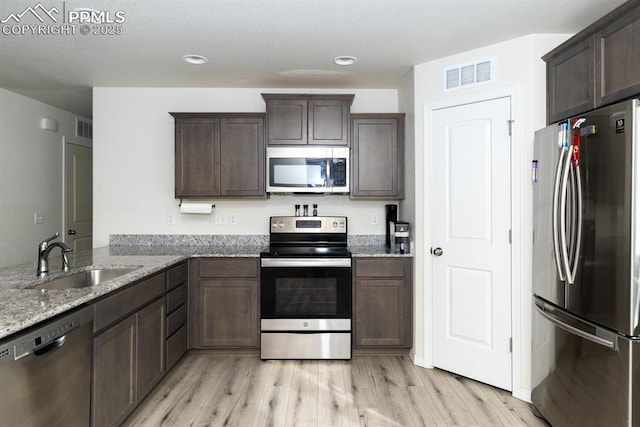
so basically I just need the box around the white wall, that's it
[412,34,571,400]
[0,88,85,268]
[92,88,400,247]
[397,70,418,359]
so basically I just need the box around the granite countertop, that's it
[350,245,414,257]
[0,240,410,341]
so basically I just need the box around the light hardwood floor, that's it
[124,354,547,427]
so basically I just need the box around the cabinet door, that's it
[174,117,221,197]
[266,99,307,145]
[198,279,258,347]
[220,117,266,196]
[137,298,166,401]
[596,4,640,107]
[350,115,404,199]
[355,278,406,346]
[546,37,595,123]
[92,314,137,427]
[308,99,350,146]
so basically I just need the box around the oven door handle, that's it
[261,258,351,268]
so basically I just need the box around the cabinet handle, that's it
[431,247,443,256]
[68,229,77,235]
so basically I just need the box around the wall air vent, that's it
[75,117,93,139]
[444,58,494,91]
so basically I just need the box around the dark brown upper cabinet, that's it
[262,94,354,146]
[171,113,266,198]
[350,114,405,200]
[545,38,595,124]
[544,0,640,123]
[596,4,640,107]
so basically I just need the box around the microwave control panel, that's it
[330,158,347,187]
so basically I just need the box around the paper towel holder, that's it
[178,199,215,209]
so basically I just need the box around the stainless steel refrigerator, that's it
[532,98,640,426]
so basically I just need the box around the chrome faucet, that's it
[37,232,72,277]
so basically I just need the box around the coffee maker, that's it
[391,221,410,254]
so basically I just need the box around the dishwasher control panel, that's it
[14,316,81,360]
[0,306,93,364]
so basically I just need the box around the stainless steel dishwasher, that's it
[0,305,93,427]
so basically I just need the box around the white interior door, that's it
[65,141,93,252]
[430,97,512,390]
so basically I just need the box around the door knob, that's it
[431,247,443,256]
[68,229,77,235]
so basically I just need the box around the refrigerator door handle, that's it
[559,148,573,283]
[552,147,568,281]
[534,298,618,350]
[568,164,583,284]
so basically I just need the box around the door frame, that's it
[63,136,93,245]
[423,87,524,398]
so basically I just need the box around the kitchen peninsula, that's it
[0,237,412,340]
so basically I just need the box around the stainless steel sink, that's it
[32,268,135,290]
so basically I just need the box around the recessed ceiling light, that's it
[183,54,208,65]
[333,56,357,66]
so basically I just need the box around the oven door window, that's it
[261,267,351,319]
[270,158,327,188]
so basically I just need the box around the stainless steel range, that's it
[260,216,352,359]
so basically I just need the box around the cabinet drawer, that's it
[166,262,187,291]
[198,258,258,278]
[166,325,187,370]
[355,258,405,277]
[94,273,165,332]
[167,305,187,338]
[166,283,187,314]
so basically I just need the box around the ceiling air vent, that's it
[444,59,494,91]
[76,117,93,139]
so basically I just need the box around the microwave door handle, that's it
[552,147,567,281]
[326,158,331,188]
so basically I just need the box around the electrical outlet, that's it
[214,214,228,225]
[34,211,44,224]
[167,214,175,225]
[372,213,379,225]
[229,214,238,225]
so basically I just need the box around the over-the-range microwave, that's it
[266,146,349,194]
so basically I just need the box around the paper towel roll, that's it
[180,201,213,214]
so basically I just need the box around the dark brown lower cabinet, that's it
[166,262,188,369]
[92,314,137,427]
[198,279,258,347]
[136,298,166,400]
[353,257,412,351]
[189,258,259,349]
[92,273,167,427]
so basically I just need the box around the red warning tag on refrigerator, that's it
[572,129,581,167]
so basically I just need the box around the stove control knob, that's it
[339,221,345,228]
[279,221,285,228]
[333,221,338,227]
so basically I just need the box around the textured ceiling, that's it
[0,0,627,117]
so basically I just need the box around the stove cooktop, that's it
[264,216,350,258]
[260,246,351,258]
